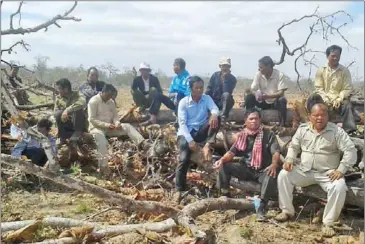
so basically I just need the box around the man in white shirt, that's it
[245,56,289,127]
[88,84,150,174]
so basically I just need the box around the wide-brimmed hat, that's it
[219,57,231,66]
[139,62,151,71]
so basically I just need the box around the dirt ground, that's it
[1,173,364,244]
[1,88,364,243]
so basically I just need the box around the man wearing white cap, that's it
[206,57,237,122]
[131,62,163,113]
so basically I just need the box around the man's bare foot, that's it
[322,225,336,237]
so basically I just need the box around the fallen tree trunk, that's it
[0,154,180,217]
[230,177,364,209]
[4,218,177,244]
[1,217,98,233]
[124,105,364,125]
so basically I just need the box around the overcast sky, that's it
[1,1,364,79]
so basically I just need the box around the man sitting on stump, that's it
[131,62,174,125]
[275,103,357,237]
[88,84,150,175]
[174,76,220,203]
[246,56,289,127]
[131,62,162,112]
[206,57,237,123]
[214,108,281,221]
[308,44,356,134]
[54,78,86,145]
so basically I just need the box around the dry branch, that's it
[15,102,54,110]
[0,154,180,217]
[177,198,253,239]
[9,1,24,30]
[1,217,98,233]
[1,40,30,54]
[1,1,81,35]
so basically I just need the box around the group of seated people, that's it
[10,44,358,237]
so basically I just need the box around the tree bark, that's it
[177,198,253,239]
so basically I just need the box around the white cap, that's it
[219,57,231,66]
[139,62,151,71]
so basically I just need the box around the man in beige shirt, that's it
[275,103,357,237]
[246,56,289,127]
[307,45,356,134]
[88,84,149,173]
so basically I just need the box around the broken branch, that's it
[2,1,81,35]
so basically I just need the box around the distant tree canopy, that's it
[2,55,363,94]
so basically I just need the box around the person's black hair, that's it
[326,45,342,57]
[102,83,117,94]
[55,78,72,91]
[174,58,186,70]
[310,103,328,114]
[258,56,275,68]
[37,118,53,131]
[243,107,262,121]
[189,75,204,88]
[87,66,99,76]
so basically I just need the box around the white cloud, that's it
[1,1,363,80]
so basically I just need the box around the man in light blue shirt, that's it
[174,75,220,203]
[11,118,57,167]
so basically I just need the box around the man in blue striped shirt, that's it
[174,76,220,203]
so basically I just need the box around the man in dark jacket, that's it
[206,57,237,122]
[79,67,106,104]
[132,62,175,125]
[214,108,281,221]
[131,62,162,109]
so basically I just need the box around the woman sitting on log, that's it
[10,118,57,167]
[213,107,281,221]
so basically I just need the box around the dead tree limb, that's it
[1,1,81,35]
[177,198,253,240]
[1,40,30,55]
[1,217,98,233]
[15,103,54,110]
[9,1,24,30]
[0,154,180,217]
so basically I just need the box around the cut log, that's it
[230,177,364,209]
[120,103,364,125]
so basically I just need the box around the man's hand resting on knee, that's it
[328,170,344,181]
[283,163,293,172]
